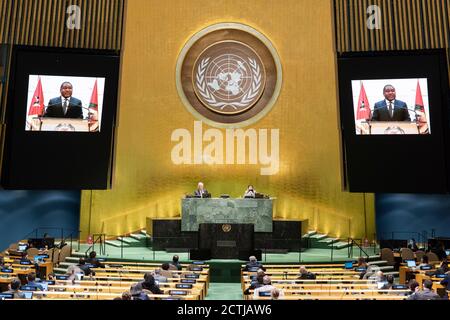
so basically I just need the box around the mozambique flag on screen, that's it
[28,76,45,116]
[356,82,371,120]
[89,79,98,111]
[414,80,425,112]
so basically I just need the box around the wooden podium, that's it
[364,121,420,135]
[27,117,89,132]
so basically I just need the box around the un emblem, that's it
[194,42,265,114]
[177,23,282,128]
[222,224,232,232]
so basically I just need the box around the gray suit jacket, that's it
[407,288,441,300]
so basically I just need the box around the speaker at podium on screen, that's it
[25,76,104,132]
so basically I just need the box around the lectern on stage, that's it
[361,121,420,135]
[196,223,256,259]
[28,117,90,132]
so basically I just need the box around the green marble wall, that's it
[181,198,273,232]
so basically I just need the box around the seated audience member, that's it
[407,279,441,300]
[356,257,368,269]
[42,233,53,249]
[297,266,316,280]
[130,283,149,300]
[363,267,383,281]
[169,255,182,271]
[355,257,368,279]
[440,271,450,300]
[153,268,168,283]
[113,297,122,300]
[141,273,163,294]
[254,276,283,299]
[440,271,450,291]
[26,272,44,291]
[244,269,265,295]
[160,262,179,278]
[380,274,394,290]
[4,278,26,298]
[432,243,447,261]
[271,287,281,300]
[375,270,386,282]
[244,256,263,271]
[66,261,84,281]
[86,251,105,268]
[78,258,95,277]
[435,259,448,275]
[406,279,420,296]
[418,255,433,269]
[121,292,132,300]
[0,255,4,267]
[47,273,55,281]
[407,238,419,251]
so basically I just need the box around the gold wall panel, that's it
[334,0,450,53]
[79,0,375,240]
[0,0,123,49]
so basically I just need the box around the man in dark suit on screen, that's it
[371,84,411,121]
[44,81,83,119]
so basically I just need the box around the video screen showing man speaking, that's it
[351,78,430,135]
[25,75,105,132]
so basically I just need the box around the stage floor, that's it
[70,243,380,283]
[73,243,380,264]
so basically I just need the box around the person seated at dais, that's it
[194,182,209,198]
[244,185,256,198]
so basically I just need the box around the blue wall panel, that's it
[0,190,80,250]
[376,194,450,239]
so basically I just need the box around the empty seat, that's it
[400,248,414,261]
[415,250,425,262]
[425,252,440,263]
[380,248,395,266]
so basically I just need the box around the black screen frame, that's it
[1,45,120,189]
[337,49,450,193]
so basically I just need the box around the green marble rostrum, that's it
[181,198,273,232]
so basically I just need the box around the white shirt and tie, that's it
[385,99,395,118]
[61,96,71,115]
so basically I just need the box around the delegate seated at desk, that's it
[194,182,209,198]
[244,185,256,198]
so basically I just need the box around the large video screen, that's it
[352,78,430,135]
[25,75,105,132]
[1,46,120,189]
[338,50,450,193]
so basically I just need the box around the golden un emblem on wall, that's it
[222,224,232,232]
[176,23,282,128]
